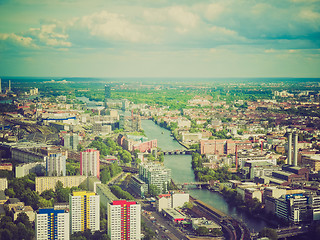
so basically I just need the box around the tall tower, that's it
[108,200,141,240]
[69,191,100,234]
[105,84,111,99]
[0,78,2,93]
[293,131,298,166]
[8,79,11,92]
[80,149,100,179]
[35,208,70,240]
[287,129,292,165]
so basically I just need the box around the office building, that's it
[47,153,66,176]
[35,208,69,240]
[80,149,100,179]
[139,163,171,193]
[69,191,100,234]
[108,200,141,240]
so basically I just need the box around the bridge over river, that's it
[162,150,193,155]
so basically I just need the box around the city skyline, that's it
[0,0,319,78]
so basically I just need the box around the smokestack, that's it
[293,131,298,166]
[287,129,292,165]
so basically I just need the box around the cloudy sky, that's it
[0,0,319,78]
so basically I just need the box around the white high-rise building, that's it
[108,200,141,240]
[139,162,171,193]
[69,191,100,234]
[35,208,69,240]
[46,153,66,176]
[80,149,100,179]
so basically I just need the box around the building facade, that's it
[35,208,69,240]
[69,191,100,234]
[107,200,141,240]
[80,149,100,179]
[35,176,87,194]
[46,153,66,177]
[139,163,171,193]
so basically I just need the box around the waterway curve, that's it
[141,119,268,233]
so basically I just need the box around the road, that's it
[140,201,189,240]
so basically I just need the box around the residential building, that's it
[200,139,252,156]
[107,200,141,240]
[12,205,35,222]
[46,153,66,176]
[80,149,100,179]
[35,176,87,194]
[69,191,100,234]
[16,162,46,178]
[35,208,69,240]
[63,133,79,150]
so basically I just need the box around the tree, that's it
[15,212,31,229]
[100,169,111,184]
[259,227,278,240]
[183,202,193,210]
[148,184,160,197]
[196,226,209,236]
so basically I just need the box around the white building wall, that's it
[57,213,70,240]
[108,205,122,240]
[35,214,48,240]
[89,195,100,232]
[129,204,141,240]
[0,178,8,191]
[70,195,82,234]
[172,193,189,208]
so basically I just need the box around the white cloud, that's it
[299,9,320,22]
[143,6,198,34]
[205,3,225,21]
[0,33,37,48]
[27,24,71,47]
[76,11,150,42]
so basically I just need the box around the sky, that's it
[0,0,319,78]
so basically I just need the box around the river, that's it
[141,119,268,233]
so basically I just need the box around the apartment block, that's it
[108,200,141,240]
[35,176,86,194]
[80,149,100,179]
[35,208,69,240]
[69,191,100,234]
[46,153,66,176]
